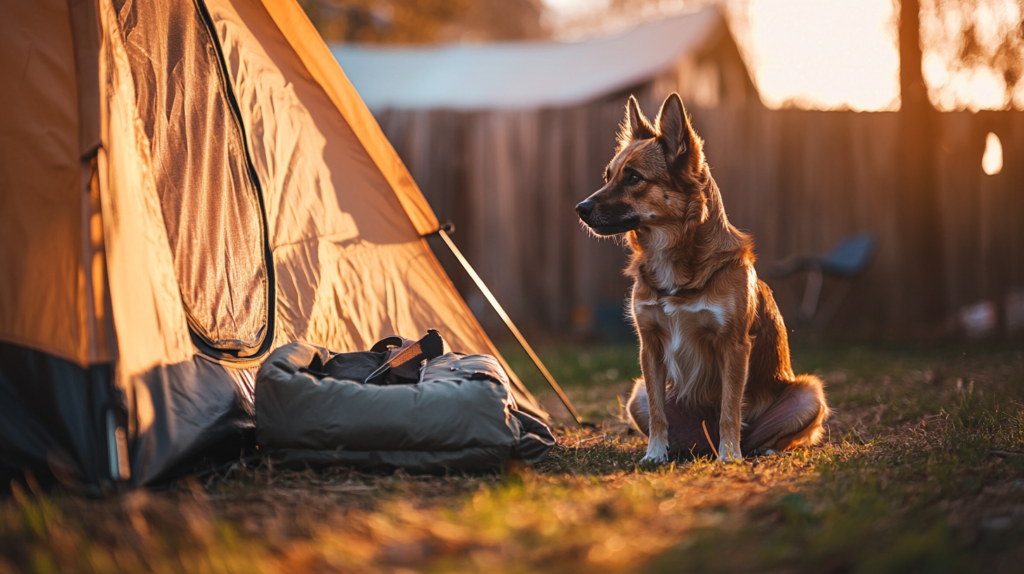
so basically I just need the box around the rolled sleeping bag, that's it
[255,341,556,473]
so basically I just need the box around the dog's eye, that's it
[627,172,642,185]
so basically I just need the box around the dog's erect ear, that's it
[655,93,695,160]
[618,95,655,147]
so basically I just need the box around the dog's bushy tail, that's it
[771,374,829,449]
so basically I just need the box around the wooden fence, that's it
[378,101,1024,338]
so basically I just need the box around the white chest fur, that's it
[633,294,731,328]
[660,297,730,326]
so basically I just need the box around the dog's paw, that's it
[639,452,669,465]
[640,436,670,465]
[717,440,743,463]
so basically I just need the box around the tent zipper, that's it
[190,0,277,363]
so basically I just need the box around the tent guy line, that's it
[432,226,586,427]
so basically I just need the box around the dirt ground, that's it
[2,341,1023,573]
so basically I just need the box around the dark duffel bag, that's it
[255,339,556,474]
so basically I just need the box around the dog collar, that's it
[638,260,734,298]
[638,263,693,297]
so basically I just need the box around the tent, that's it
[0,0,549,489]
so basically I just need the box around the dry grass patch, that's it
[2,341,1023,573]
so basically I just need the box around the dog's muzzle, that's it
[576,199,640,235]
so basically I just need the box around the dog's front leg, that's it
[638,325,670,464]
[718,338,751,462]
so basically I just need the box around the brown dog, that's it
[575,93,828,463]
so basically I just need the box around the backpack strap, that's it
[365,329,445,385]
[369,335,406,354]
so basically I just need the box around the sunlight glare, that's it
[543,0,1017,111]
[745,0,899,110]
[544,0,611,18]
[982,132,1002,176]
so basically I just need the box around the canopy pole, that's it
[435,228,584,427]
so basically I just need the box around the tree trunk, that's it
[895,0,945,332]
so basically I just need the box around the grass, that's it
[2,340,1023,573]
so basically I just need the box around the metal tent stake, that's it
[437,229,584,426]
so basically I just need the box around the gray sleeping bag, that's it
[256,342,556,473]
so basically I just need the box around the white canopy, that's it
[331,7,722,110]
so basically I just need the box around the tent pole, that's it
[436,229,585,427]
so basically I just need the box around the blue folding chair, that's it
[763,233,877,327]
